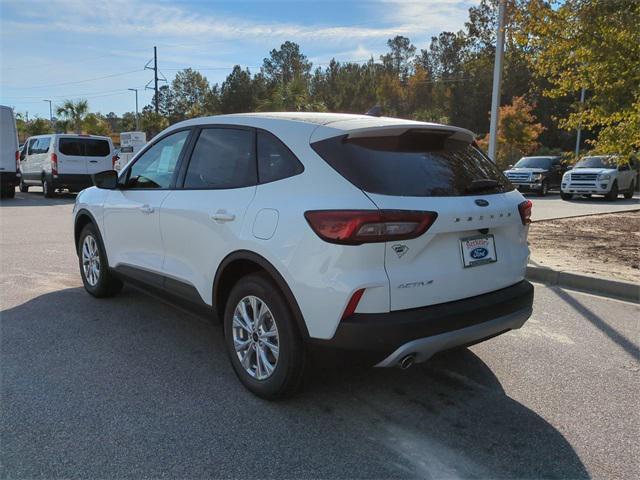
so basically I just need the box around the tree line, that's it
[15,0,638,168]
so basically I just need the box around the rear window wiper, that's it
[465,179,499,193]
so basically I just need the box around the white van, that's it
[0,105,20,199]
[20,134,115,197]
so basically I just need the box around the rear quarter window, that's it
[257,130,304,183]
[59,138,110,157]
[311,131,512,197]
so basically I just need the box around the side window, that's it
[257,130,304,183]
[31,137,50,154]
[27,138,37,155]
[125,130,189,189]
[183,128,255,189]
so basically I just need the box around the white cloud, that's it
[3,0,480,47]
[3,0,413,42]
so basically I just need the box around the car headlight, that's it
[598,173,611,180]
[532,173,543,180]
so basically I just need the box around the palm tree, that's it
[55,99,89,133]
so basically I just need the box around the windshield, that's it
[575,156,616,169]
[513,157,554,169]
[311,131,512,197]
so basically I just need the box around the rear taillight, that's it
[518,200,532,225]
[304,210,438,245]
[15,150,19,170]
[50,153,58,175]
[112,155,118,169]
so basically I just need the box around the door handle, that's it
[211,210,235,223]
[89,160,98,163]
[139,204,154,214]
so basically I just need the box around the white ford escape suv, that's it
[73,113,534,399]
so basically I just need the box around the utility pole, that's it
[488,0,506,162]
[154,46,159,113]
[145,46,160,113]
[574,87,586,158]
[128,88,139,130]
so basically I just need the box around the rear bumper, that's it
[1,171,19,185]
[52,173,93,191]
[375,307,530,367]
[310,280,534,366]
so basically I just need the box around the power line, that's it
[2,47,153,72]
[1,86,147,100]
[6,69,145,90]
[160,58,376,72]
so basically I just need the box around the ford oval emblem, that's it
[470,247,489,259]
[475,199,489,207]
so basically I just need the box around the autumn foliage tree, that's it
[477,96,544,168]
[516,0,640,157]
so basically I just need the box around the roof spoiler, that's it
[346,125,475,144]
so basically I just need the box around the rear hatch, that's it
[311,125,529,311]
[0,106,19,173]
[57,136,112,174]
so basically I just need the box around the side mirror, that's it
[20,152,26,161]
[92,170,118,189]
[507,164,513,169]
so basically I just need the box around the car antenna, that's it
[365,105,383,117]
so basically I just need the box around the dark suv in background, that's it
[503,156,564,196]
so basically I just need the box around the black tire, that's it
[19,179,29,192]
[624,181,635,199]
[0,184,6,199]
[78,223,123,298]
[5,186,15,198]
[42,176,54,198]
[605,181,618,201]
[224,272,306,399]
[560,192,572,200]
[537,180,548,197]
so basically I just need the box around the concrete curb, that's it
[526,265,639,303]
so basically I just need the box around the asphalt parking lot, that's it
[526,191,639,221]
[1,190,639,479]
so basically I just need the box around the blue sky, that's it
[1,0,479,118]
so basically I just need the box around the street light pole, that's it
[488,0,506,162]
[574,87,586,158]
[43,99,53,124]
[128,88,139,130]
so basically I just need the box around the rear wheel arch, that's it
[213,251,309,339]
[74,210,108,262]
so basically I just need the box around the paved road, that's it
[527,192,639,221]
[1,191,639,479]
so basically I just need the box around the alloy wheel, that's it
[232,295,280,380]
[81,235,101,287]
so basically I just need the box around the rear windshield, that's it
[311,131,511,196]
[513,157,554,169]
[59,138,110,157]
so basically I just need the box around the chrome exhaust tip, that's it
[399,354,416,370]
